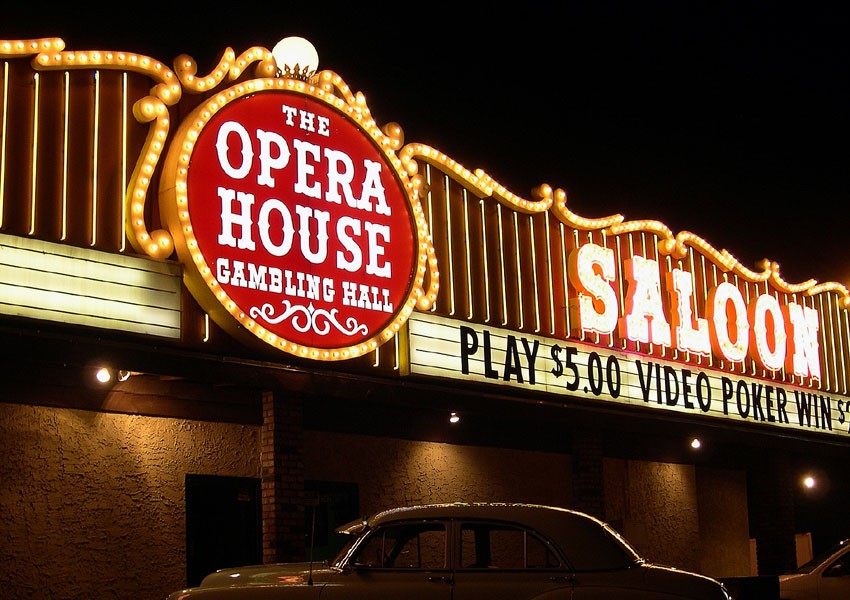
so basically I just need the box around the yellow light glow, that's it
[96,367,111,383]
[568,243,618,336]
[748,294,787,371]
[667,268,711,356]
[707,282,749,363]
[784,303,822,380]
[619,255,672,346]
[272,37,319,80]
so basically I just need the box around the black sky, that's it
[5,3,848,284]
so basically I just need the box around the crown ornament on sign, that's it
[272,36,319,80]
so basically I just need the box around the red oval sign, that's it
[162,81,424,360]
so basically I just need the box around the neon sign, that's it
[160,81,431,360]
[569,243,820,379]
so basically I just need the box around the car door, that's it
[321,520,452,600]
[450,521,572,600]
[818,549,850,600]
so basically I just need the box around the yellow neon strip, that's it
[651,232,664,358]
[776,287,786,381]
[701,254,714,367]
[545,213,554,335]
[514,212,523,330]
[735,273,745,375]
[497,204,507,326]
[480,199,491,323]
[574,229,583,342]
[444,174,454,316]
[29,73,39,234]
[835,306,843,390]
[0,62,7,227]
[824,293,837,391]
[841,308,850,395]
[616,235,625,348]
[120,73,128,251]
[91,70,100,246]
[560,222,569,336]
[61,72,69,239]
[462,188,473,319]
[687,250,696,364]
[668,254,679,361]
[203,313,210,342]
[529,215,540,333]
[426,164,435,312]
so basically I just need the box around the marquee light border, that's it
[2,36,848,314]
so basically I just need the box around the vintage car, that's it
[779,538,850,600]
[167,502,731,599]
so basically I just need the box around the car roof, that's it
[345,502,638,558]
[367,502,593,528]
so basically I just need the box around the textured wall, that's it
[304,430,573,517]
[697,467,752,577]
[0,403,259,600]
[604,458,701,571]
[602,459,750,577]
[0,402,752,599]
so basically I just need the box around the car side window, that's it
[824,556,850,577]
[460,523,561,570]
[352,522,446,569]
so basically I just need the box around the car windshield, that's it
[786,540,849,574]
[329,530,364,568]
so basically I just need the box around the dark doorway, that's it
[185,474,261,587]
[305,480,359,562]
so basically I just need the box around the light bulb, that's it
[95,368,112,383]
[272,37,319,79]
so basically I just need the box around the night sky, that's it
[5,3,848,284]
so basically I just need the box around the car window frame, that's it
[823,553,850,578]
[452,518,568,572]
[345,518,450,571]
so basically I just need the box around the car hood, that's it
[197,562,338,589]
[777,572,808,591]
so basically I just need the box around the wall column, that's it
[572,430,605,519]
[748,451,797,575]
[261,390,308,564]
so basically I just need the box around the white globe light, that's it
[272,37,319,79]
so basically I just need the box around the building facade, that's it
[1,35,847,599]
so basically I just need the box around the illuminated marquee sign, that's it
[409,312,850,439]
[569,244,820,380]
[160,81,430,360]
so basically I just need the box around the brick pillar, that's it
[572,430,605,519]
[261,390,308,564]
[748,451,797,575]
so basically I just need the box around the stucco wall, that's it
[1,403,752,599]
[603,458,750,577]
[605,458,702,572]
[697,467,752,577]
[304,430,573,516]
[0,403,259,600]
